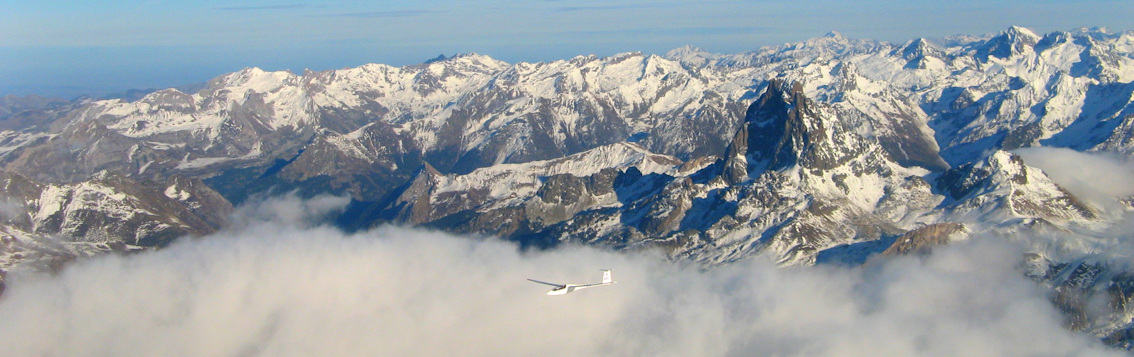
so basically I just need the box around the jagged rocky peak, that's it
[424,54,449,63]
[416,161,444,182]
[738,79,835,172]
[1005,25,1040,40]
[980,26,1041,60]
[900,38,938,57]
[1095,114,1134,155]
[719,76,905,186]
[938,150,1034,199]
[720,79,802,182]
[999,26,1041,49]
[898,38,945,67]
[1036,30,1073,50]
[938,150,1096,223]
[605,51,647,65]
[379,161,444,225]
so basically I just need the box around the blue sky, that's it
[2,0,1132,98]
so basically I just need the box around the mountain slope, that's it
[2,25,1134,349]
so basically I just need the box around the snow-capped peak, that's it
[664,45,718,67]
[1005,25,1040,41]
[666,44,708,57]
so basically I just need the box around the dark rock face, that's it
[743,80,827,171]
[720,79,877,184]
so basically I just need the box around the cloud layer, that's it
[1015,147,1134,210]
[0,198,22,221]
[0,196,1121,356]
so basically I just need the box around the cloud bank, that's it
[1015,147,1134,210]
[0,198,22,221]
[0,196,1121,356]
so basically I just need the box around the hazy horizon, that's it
[3,0,1133,99]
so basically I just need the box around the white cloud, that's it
[224,192,351,230]
[1014,147,1134,211]
[1000,147,1134,264]
[0,198,1122,356]
[0,198,23,221]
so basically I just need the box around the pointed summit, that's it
[978,26,1040,61]
[744,79,819,171]
[1005,25,1039,41]
[718,79,835,182]
[424,54,449,64]
[1036,30,1073,51]
[937,151,1096,223]
[900,38,943,60]
[374,162,444,225]
[898,38,945,69]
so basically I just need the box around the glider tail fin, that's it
[602,269,613,284]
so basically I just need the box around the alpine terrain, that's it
[3,26,1134,348]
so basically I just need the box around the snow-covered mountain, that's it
[2,25,1131,257]
[5,27,1130,188]
[0,170,233,296]
[3,25,1134,348]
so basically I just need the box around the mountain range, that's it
[2,26,1134,348]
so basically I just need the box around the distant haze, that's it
[2,0,1133,98]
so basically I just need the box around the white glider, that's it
[528,269,616,295]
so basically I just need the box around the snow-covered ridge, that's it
[433,142,681,200]
[939,150,1099,227]
[3,26,1117,186]
[4,26,1134,350]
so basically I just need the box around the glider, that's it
[528,269,616,295]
